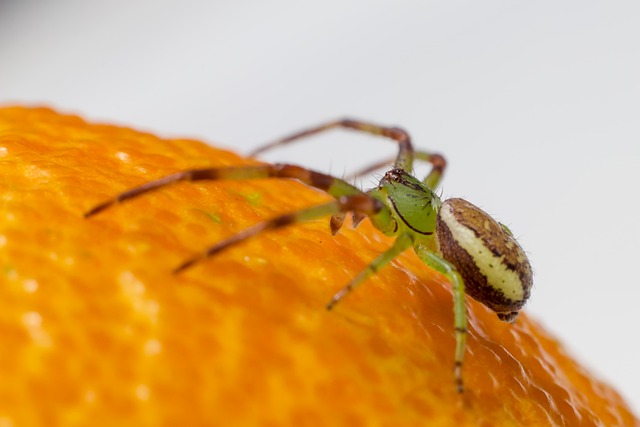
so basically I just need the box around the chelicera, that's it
[85,119,533,393]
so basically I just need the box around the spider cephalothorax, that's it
[85,118,533,393]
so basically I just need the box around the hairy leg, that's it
[326,233,413,310]
[174,194,383,273]
[414,244,467,393]
[85,163,366,217]
[250,118,415,171]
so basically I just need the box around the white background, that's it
[1,0,639,413]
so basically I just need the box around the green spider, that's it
[85,119,533,393]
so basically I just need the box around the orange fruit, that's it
[0,106,637,426]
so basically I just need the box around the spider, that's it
[85,119,533,393]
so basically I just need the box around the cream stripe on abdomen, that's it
[439,204,524,302]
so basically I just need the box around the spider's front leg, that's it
[174,193,384,273]
[250,118,415,172]
[85,163,383,273]
[84,163,365,218]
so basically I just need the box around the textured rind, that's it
[0,106,637,427]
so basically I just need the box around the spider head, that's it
[435,198,533,322]
[368,168,441,238]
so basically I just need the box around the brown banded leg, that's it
[84,163,367,218]
[249,118,416,171]
[174,194,384,273]
[347,151,447,191]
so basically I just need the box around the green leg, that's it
[249,119,415,172]
[326,233,412,310]
[414,244,467,393]
[415,152,447,191]
[346,151,447,191]
[174,194,383,273]
[85,163,366,217]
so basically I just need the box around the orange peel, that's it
[0,106,637,426]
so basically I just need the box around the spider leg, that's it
[420,152,447,191]
[329,212,346,235]
[249,118,415,171]
[84,163,366,217]
[174,194,383,273]
[347,151,447,191]
[414,245,467,394]
[326,233,412,310]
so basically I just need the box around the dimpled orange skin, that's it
[0,107,637,427]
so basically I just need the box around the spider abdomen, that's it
[436,198,533,323]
